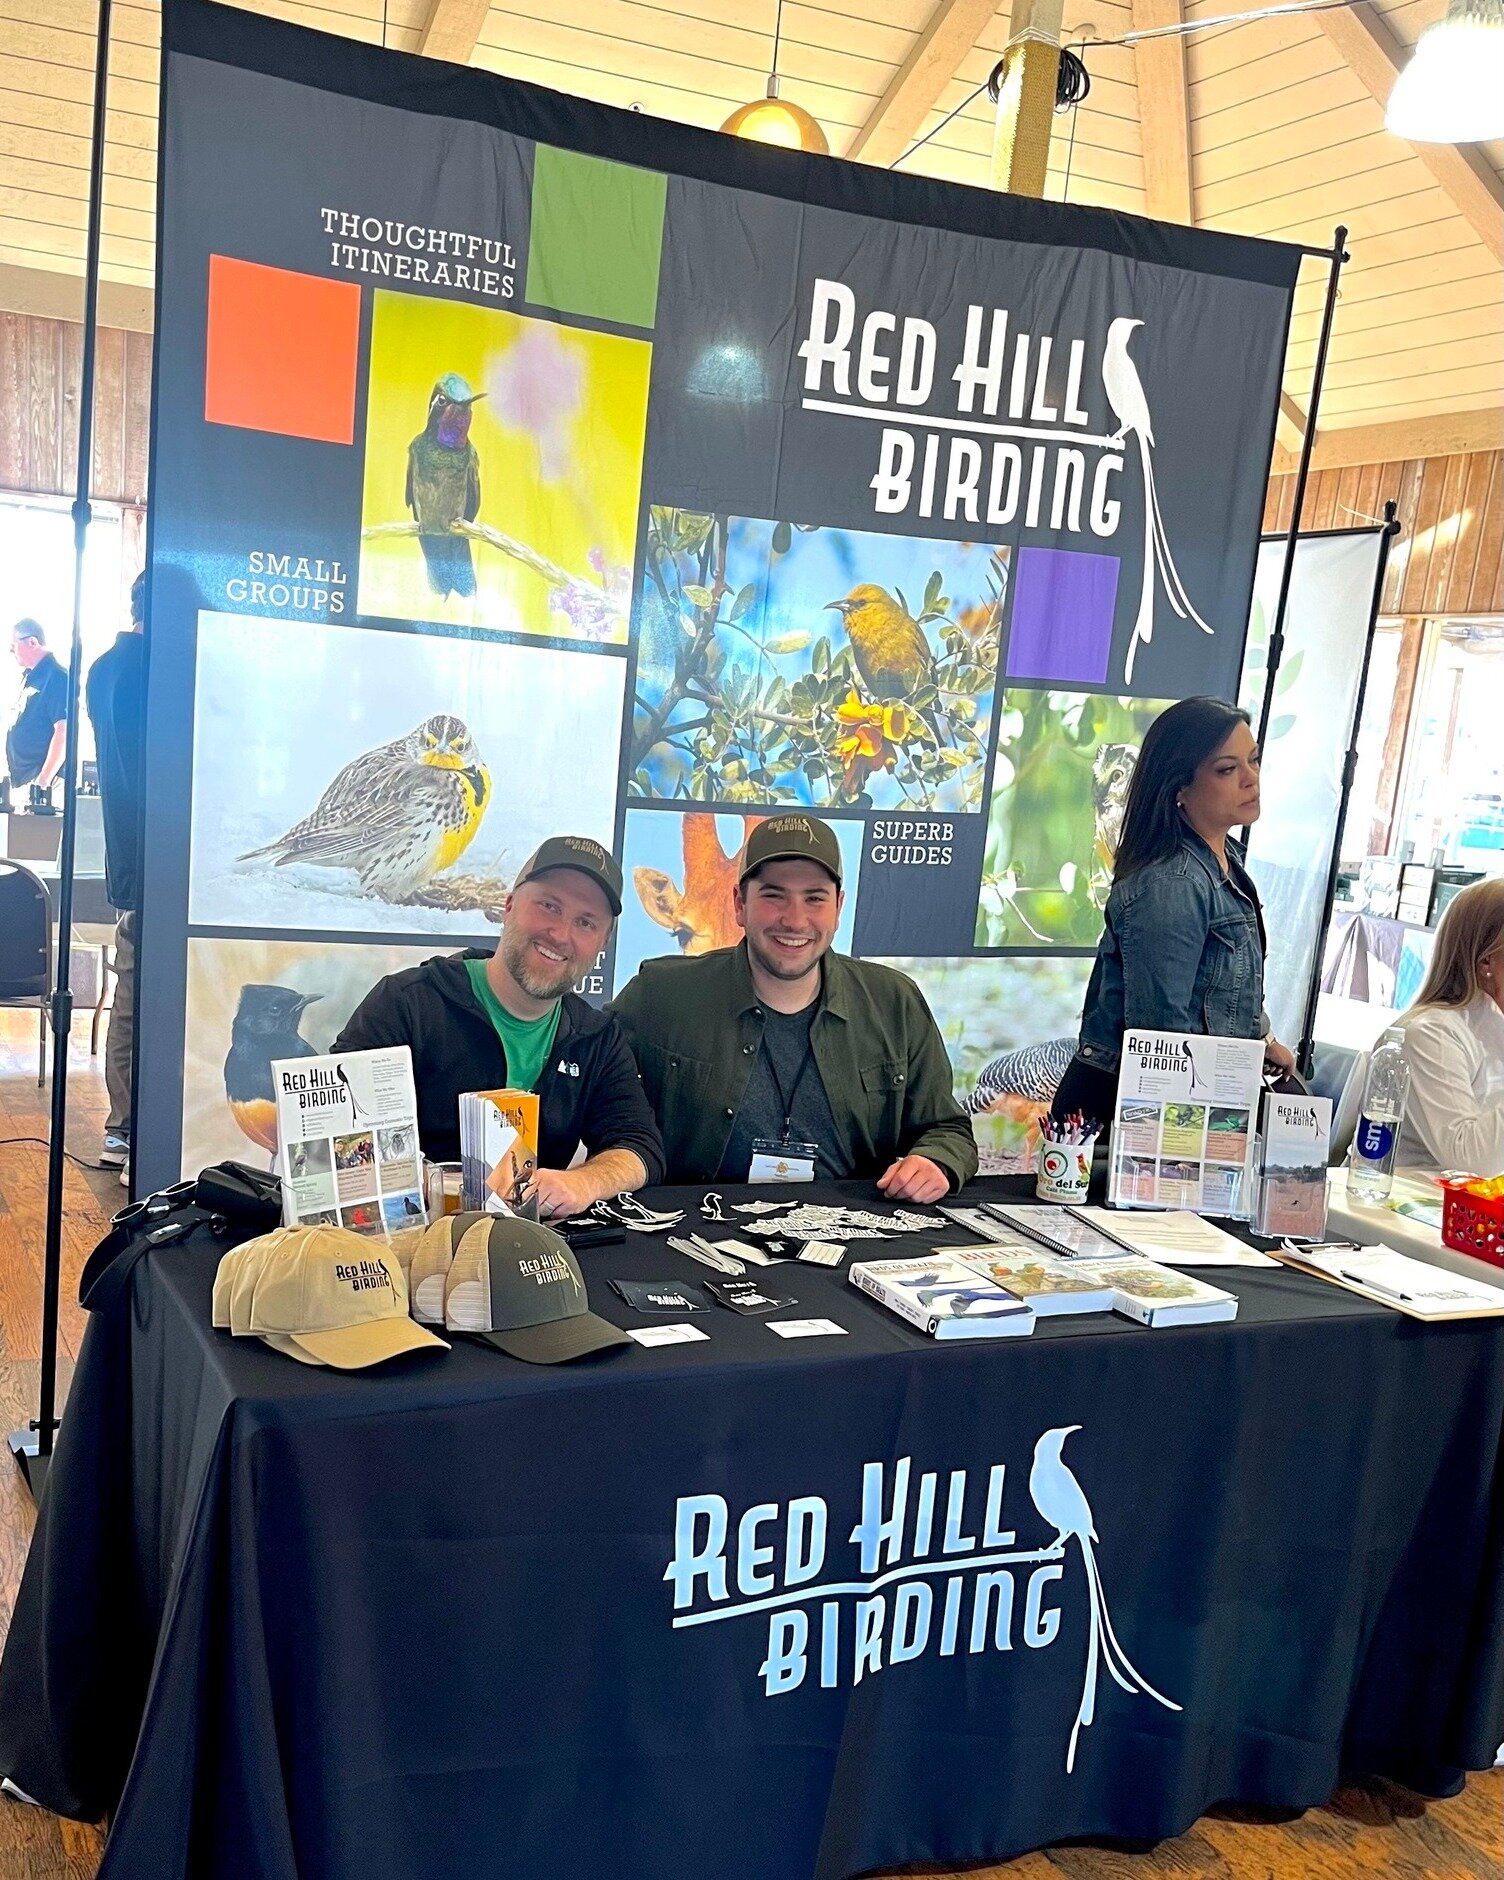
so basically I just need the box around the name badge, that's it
[748,1137,818,1184]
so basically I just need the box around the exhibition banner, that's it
[1238,527,1389,1048]
[138,0,1302,1187]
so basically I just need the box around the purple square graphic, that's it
[1006,547,1121,686]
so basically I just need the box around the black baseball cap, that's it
[513,834,623,915]
[443,1215,630,1363]
[740,814,843,886]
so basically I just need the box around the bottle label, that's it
[1356,1118,1395,1163]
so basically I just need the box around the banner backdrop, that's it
[139,0,1302,1188]
[1238,527,1388,1050]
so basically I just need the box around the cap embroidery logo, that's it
[333,1259,396,1296]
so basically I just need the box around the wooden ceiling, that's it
[0,0,1501,465]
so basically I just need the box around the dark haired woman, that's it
[1051,696,1295,1124]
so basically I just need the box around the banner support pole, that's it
[1292,500,1401,1078]
[9,0,114,1504]
[1254,224,1348,759]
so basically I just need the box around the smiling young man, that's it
[333,836,663,1218]
[611,815,976,1199]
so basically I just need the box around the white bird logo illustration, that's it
[1030,1425,1182,1772]
[1102,317,1216,686]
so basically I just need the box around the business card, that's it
[628,1323,710,1347]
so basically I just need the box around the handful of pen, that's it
[1035,1112,1101,1203]
[1039,1112,1100,1145]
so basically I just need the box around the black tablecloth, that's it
[2,1178,1503,1880]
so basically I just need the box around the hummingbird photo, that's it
[406,372,484,602]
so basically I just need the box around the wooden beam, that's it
[1269,406,1504,476]
[0,259,152,332]
[1277,391,1307,453]
[848,0,1001,167]
[1315,6,1504,266]
[1131,0,1193,224]
[418,0,490,66]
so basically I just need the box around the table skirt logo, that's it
[663,1424,1180,1772]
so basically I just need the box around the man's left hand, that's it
[876,1155,950,1203]
[1264,1037,1298,1075]
[526,1168,597,1221]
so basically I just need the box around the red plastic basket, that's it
[1440,1180,1504,1269]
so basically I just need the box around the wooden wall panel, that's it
[0,307,147,503]
[1263,448,1504,618]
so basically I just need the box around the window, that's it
[1,493,127,771]
[1395,619,1504,874]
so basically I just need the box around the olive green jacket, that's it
[609,944,978,1190]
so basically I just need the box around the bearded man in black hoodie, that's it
[334,836,663,1220]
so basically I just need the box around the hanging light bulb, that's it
[720,1,830,154]
[1385,0,1504,143]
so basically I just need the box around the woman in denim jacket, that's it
[1052,697,1296,1124]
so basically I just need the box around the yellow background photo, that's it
[358,290,651,642]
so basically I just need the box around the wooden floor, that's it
[0,1010,1499,1878]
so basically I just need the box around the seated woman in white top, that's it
[1393,878,1504,1175]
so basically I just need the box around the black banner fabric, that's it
[1,1186,1502,1877]
[138,0,1302,1189]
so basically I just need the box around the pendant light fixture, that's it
[1385,0,1504,143]
[720,0,830,155]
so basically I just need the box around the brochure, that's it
[459,1088,540,1216]
[272,1045,424,1236]
[848,1254,1036,1340]
[1255,1092,1332,1239]
[1108,1031,1265,1218]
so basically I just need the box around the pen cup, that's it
[1035,1135,1097,1204]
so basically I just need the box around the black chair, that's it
[0,860,53,1085]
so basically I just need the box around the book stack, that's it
[852,1239,1239,1335]
[459,1087,540,1216]
[848,1254,1036,1339]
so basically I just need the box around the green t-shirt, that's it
[464,958,562,1094]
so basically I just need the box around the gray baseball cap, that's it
[740,813,843,886]
[513,834,623,915]
[442,1215,630,1363]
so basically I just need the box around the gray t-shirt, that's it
[718,1002,849,1181]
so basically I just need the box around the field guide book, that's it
[1083,1258,1239,1327]
[848,1254,1036,1339]
[949,1247,1118,1317]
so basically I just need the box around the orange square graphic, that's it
[204,257,360,444]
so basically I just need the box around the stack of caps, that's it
[406,1212,630,1364]
[213,1225,449,1368]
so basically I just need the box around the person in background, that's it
[6,618,68,796]
[1052,696,1296,1124]
[333,836,663,1218]
[1392,878,1504,1176]
[610,813,977,1200]
[85,574,147,1177]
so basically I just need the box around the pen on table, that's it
[1340,1270,1413,1303]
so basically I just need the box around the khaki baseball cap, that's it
[739,813,843,885]
[443,1215,630,1363]
[408,1212,494,1324]
[239,1226,448,1368]
[513,834,623,915]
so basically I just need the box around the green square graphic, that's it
[527,146,667,330]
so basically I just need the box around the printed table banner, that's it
[138,0,1303,1188]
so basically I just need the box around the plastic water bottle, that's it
[1347,1029,1410,1204]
